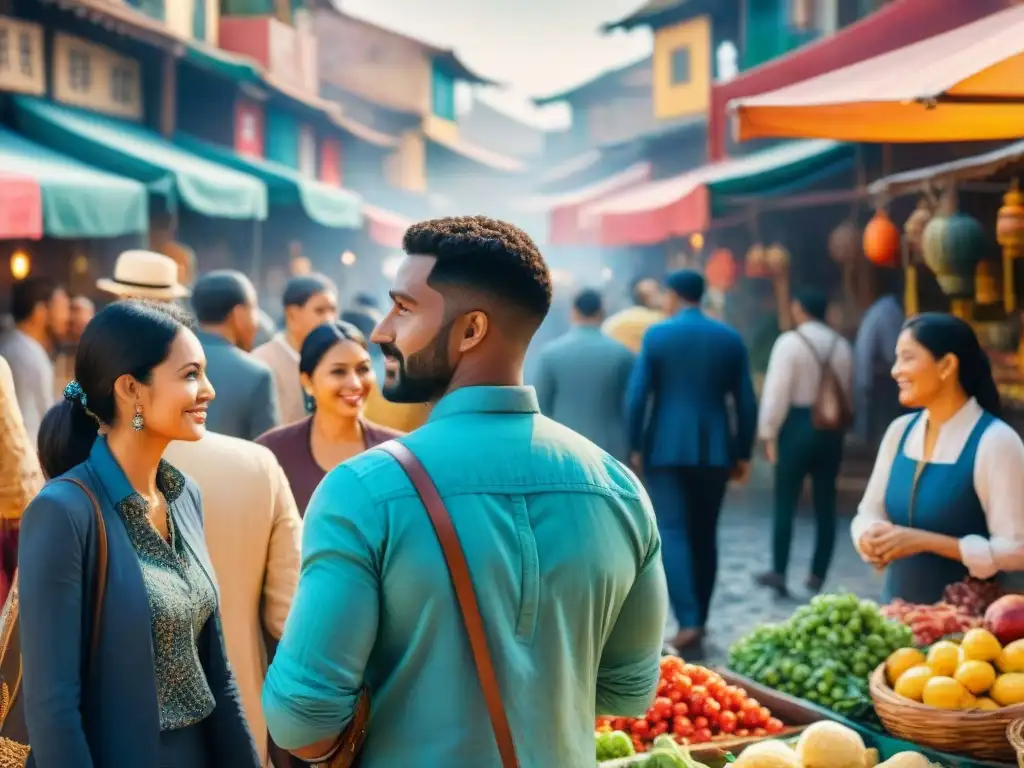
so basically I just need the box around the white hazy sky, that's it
[339,0,654,130]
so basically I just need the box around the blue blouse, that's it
[17,437,259,768]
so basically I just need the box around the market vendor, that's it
[851,313,1024,604]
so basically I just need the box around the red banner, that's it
[320,139,342,187]
[234,99,265,158]
[0,174,43,240]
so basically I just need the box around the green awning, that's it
[11,96,267,221]
[0,128,148,238]
[174,133,363,229]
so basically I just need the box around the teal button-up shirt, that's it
[263,386,667,766]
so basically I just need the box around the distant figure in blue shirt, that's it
[626,269,757,655]
[263,216,668,767]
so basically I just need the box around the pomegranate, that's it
[984,594,1024,645]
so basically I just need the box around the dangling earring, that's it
[131,404,144,432]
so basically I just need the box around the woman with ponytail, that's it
[852,312,1024,603]
[19,300,259,768]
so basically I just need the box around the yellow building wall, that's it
[384,131,427,193]
[163,0,218,43]
[653,15,711,120]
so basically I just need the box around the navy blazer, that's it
[197,330,281,440]
[18,437,259,768]
[626,308,757,468]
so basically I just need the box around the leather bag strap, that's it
[53,478,108,678]
[377,441,519,768]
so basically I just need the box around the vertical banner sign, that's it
[298,124,317,178]
[0,174,43,240]
[234,99,264,158]
[320,139,342,187]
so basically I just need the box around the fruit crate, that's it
[723,668,1017,767]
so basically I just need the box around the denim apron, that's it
[882,411,992,604]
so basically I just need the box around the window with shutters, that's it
[670,46,691,85]
[110,65,134,105]
[0,19,43,95]
[68,48,91,91]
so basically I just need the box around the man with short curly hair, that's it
[265,216,668,767]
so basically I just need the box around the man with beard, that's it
[0,277,69,444]
[264,216,668,767]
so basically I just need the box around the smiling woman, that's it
[18,299,260,768]
[256,320,402,515]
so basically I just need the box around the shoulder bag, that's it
[309,441,519,768]
[0,477,109,767]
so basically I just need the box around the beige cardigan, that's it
[252,334,305,425]
[0,355,43,521]
[164,433,301,764]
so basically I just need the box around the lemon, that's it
[926,641,961,676]
[997,639,1024,673]
[893,665,933,701]
[886,648,926,685]
[976,696,1001,710]
[955,660,997,695]
[991,672,1024,707]
[962,691,979,709]
[960,628,1003,662]
[922,676,968,709]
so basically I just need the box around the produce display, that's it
[942,578,1004,617]
[880,601,981,647]
[884,628,1024,709]
[728,594,912,716]
[731,721,939,767]
[597,657,784,756]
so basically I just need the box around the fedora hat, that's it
[96,250,190,301]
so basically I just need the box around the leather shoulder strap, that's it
[52,477,107,679]
[377,441,519,768]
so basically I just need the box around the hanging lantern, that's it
[997,179,1024,312]
[863,210,901,267]
[904,199,933,252]
[705,248,738,292]
[922,210,987,299]
[828,220,860,265]
[976,260,1000,305]
[745,243,770,278]
[765,243,790,274]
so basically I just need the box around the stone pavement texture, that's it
[694,475,880,666]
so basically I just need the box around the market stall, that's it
[594,587,1024,766]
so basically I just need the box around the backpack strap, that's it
[53,478,107,677]
[377,441,519,768]
[794,328,839,369]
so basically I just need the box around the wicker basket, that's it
[1007,719,1024,767]
[870,663,1024,761]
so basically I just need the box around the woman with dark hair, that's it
[256,321,401,514]
[852,312,1024,603]
[19,301,259,768]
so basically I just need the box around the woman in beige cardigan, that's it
[0,355,45,603]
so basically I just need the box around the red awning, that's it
[707,0,1014,160]
[363,204,411,249]
[530,162,651,246]
[0,174,43,240]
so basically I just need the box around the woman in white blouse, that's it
[852,313,1024,603]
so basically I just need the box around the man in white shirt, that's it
[755,289,853,596]
[252,274,338,425]
[0,277,69,445]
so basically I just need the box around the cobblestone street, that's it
[698,466,880,665]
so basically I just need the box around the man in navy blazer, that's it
[626,269,757,653]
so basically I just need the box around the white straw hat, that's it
[96,250,190,301]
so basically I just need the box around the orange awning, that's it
[730,4,1024,144]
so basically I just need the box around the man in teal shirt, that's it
[263,216,668,766]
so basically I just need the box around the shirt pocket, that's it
[512,495,539,644]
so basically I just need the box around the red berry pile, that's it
[596,656,784,754]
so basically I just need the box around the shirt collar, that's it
[273,332,300,363]
[89,436,186,505]
[918,397,983,434]
[428,386,540,423]
[197,329,231,347]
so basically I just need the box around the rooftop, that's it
[602,0,715,33]
[532,54,651,106]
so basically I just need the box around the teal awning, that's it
[175,133,363,229]
[0,128,148,238]
[11,96,267,221]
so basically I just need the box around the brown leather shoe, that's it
[754,570,789,597]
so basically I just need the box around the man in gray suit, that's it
[191,271,281,440]
[534,288,634,461]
